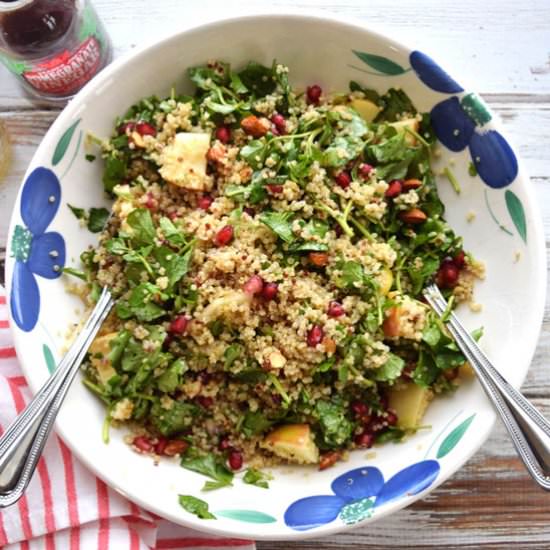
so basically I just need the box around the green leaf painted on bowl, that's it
[43,344,56,374]
[339,497,374,525]
[352,51,408,76]
[11,225,32,262]
[505,189,527,243]
[52,119,81,166]
[461,93,492,126]
[437,413,476,459]
[215,509,277,524]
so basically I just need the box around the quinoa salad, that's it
[68,60,484,489]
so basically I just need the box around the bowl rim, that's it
[4,7,547,540]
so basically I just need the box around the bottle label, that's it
[0,5,109,98]
[22,36,101,95]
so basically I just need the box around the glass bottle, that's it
[0,0,112,102]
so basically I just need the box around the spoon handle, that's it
[423,283,550,490]
[0,288,114,507]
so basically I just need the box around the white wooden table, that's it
[1,1,550,547]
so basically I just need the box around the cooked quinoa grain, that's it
[73,60,482,480]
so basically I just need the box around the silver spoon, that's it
[423,283,550,490]
[0,287,114,507]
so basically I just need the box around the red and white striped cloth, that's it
[0,289,256,550]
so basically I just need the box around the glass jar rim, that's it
[0,0,35,13]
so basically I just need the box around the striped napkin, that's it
[0,289,255,550]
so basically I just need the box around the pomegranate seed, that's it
[351,401,368,417]
[360,414,372,425]
[385,410,398,426]
[334,223,343,237]
[306,84,322,105]
[154,437,168,455]
[198,372,212,384]
[438,261,459,288]
[271,113,286,134]
[198,195,213,210]
[385,179,403,198]
[133,436,153,453]
[453,250,466,269]
[228,449,243,470]
[308,252,329,267]
[335,171,351,189]
[354,432,374,448]
[214,225,234,246]
[267,184,283,194]
[327,301,345,318]
[215,126,231,143]
[135,121,156,136]
[261,282,279,300]
[197,395,213,408]
[243,274,264,295]
[219,438,231,451]
[144,192,156,210]
[444,368,459,381]
[359,163,373,178]
[243,207,255,218]
[307,325,324,347]
[169,315,189,335]
[319,451,341,471]
[164,440,189,456]
[118,121,135,135]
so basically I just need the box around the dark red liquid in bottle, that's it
[1,0,76,57]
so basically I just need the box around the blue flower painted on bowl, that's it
[10,167,66,332]
[409,51,464,94]
[284,460,439,531]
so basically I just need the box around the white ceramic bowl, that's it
[5,11,546,540]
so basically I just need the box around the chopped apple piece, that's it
[159,132,211,190]
[389,118,420,146]
[350,98,381,122]
[458,361,476,379]
[89,332,118,385]
[263,424,319,464]
[387,383,433,429]
[377,268,393,296]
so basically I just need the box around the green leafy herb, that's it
[181,452,234,489]
[375,88,416,122]
[88,207,110,233]
[243,468,273,489]
[259,211,295,243]
[151,400,198,437]
[103,153,127,193]
[240,411,273,438]
[314,399,354,448]
[85,154,96,162]
[157,358,187,392]
[178,495,216,520]
[370,353,405,381]
[126,208,156,246]
[68,204,86,220]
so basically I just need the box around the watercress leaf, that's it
[375,427,406,443]
[126,208,156,246]
[434,351,466,370]
[407,256,440,295]
[315,399,354,448]
[178,495,216,520]
[304,218,329,239]
[230,71,248,94]
[322,136,363,168]
[243,468,273,489]
[370,353,405,381]
[315,356,336,374]
[88,207,110,233]
[233,368,267,384]
[127,283,166,321]
[68,204,86,220]
[159,216,186,247]
[103,153,127,193]
[107,329,131,368]
[367,133,409,164]
[204,99,238,115]
[336,261,365,289]
[422,320,442,348]
[224,344,243,369]
[202,480,232,491]
[238,62,276,96]
[181,452,234,485]
[349,81,381,104]
[151,400,198,437]
[375,88,416,123]
[188,65,229,90]
[154,246,193,287]
[259,211,295,243]
[240,140,267,169]
[105,237,127,255]
[412,349,439,387]
[241,411,273,438]
[157,358,187,393]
